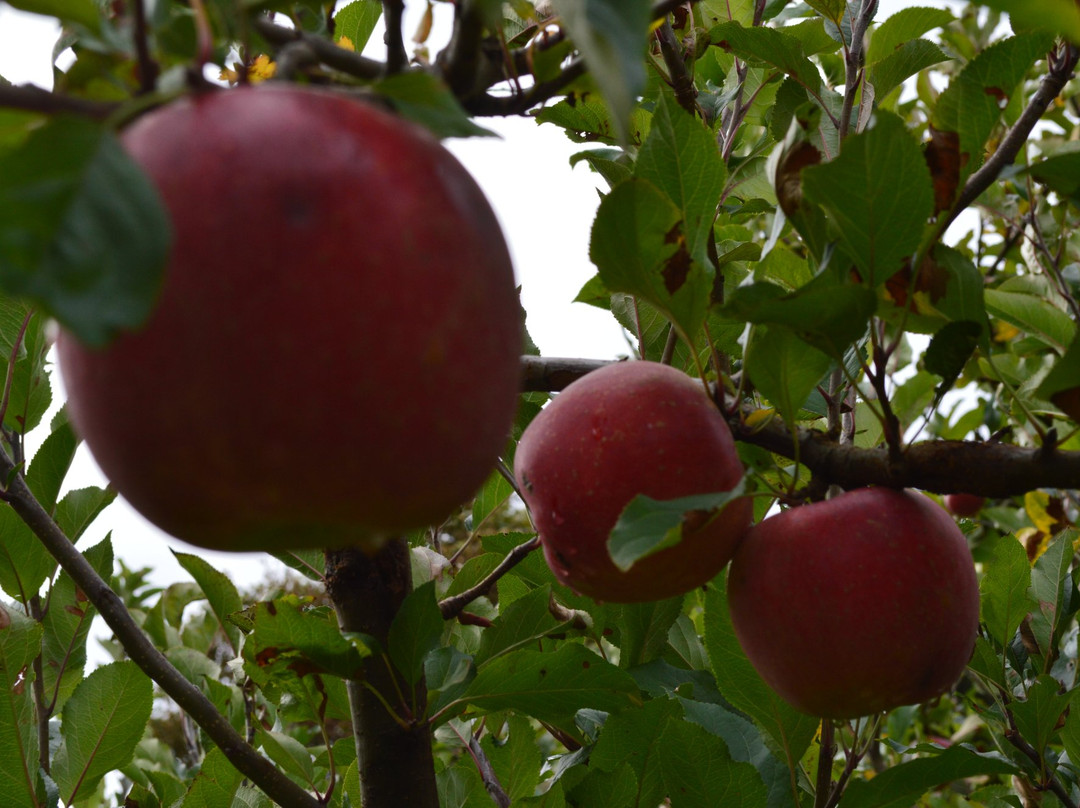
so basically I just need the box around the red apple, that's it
[57,85,522,552]
[514,361,752,603]
[944,493,986,518]
[727,487,979,719]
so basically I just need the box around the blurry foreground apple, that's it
[727,487,979,718]
[514,361,751,603]
[944,493,986,517]
[58,86,522,552]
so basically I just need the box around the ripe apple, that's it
[944,493,986,518]
[514,361,752,603]
[57,85,522,553]
[727,487,979,719]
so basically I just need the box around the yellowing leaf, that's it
[249,55,277,82]
[1017,527,1048,564]
[993,320,1020,342]
[337,35,356,51]
[744,407,776,430]
[1025,491,1059,535]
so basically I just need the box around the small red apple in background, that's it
[727,487,979,719]
[514,361,752,603]
[944,493,986,518]
[57,86,522,553]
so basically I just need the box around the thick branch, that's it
[0,462,321,808]
[438,0,491,99]
[518,356,1080,497]
[941,43,1080,233]
[0,84,119,119]
[253,17,384,80]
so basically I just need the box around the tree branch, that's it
[0,84,119,119]
[439,536,540,620]
[253,17,385,80]
[438,0,492,99]
[940,42,1080,233]
[517,356,1080,497]
[382,0,410,75]
[0,460,323,808]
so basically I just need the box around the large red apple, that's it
[727,487,979,719]
[57,85,522,552]
[514,361,752,603]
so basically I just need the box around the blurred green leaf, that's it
[245,596,370,681]
[985,289,1076,353]
[979,0,1080,42]
[180,747,244,807]
[745,325,834,428]
[867,6,955,64]
[658,719,769,807]
[709,21,822,92]
[616,597,685,669]
[870,38,951,100]
[591,698,681,807]
[174,551,244,655]
[476,585,561,665]
[4,0,100,33]
[1011,674,1073,753]
[550,0,651,146]
[0,117,169,347]
[376,72,497,138]
[979,533,1035,650]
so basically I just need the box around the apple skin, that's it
[727,487,979,719]
[57,86,522,552]
[514,361,752,603]
[944,493,986,518]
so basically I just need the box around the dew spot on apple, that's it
[551,511,565,526]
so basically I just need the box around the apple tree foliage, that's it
[1,0,1080,806]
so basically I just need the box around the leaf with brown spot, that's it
[661,223,692,294]
[924,126,965,214]
[775,139,822,219]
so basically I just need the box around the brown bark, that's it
[325,540,439,808]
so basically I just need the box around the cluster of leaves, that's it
[3,0,1080,806]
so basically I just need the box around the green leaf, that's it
[180,747,244,807]
[869,38,950,100]
[54,485,116,542]
[720,276,877,357]
[550,0,651,147]
[476,585,561,665]
[1027,531,1074,669]
[709,21,822,93]
[978,0,1080,42]
[375,72,496,138]
[438,759,490,808]
[1035,331,1080,416]
[332,0,382,51]
[0,602,44,808]
[591,698,681,808]
[245,596,370,681]
[1061,694,1080,775]
[1,310,51,434]
[932,34,1053,179]
[536,96,652,146]
[801,112,934,284]
[703,579,818,766]
[635,93,727,267]
[24,411,77,512]
[867,6,955,65]
[979,533,1035,650]
[678,699,796,808]
[485,713,544,804]
[590,178,710,341]
[658,719,769,807]
[924,320,981,390]
[608,483,746,573]
[616,597,685,669]
[0,117,170,347]
[839,744,1017,808]
[744,325,833,428]
[985,289,1076,353]
[0,507,53,603]
[174,551,243,655]
[388,581,444,686]
[566,762,638,808]
[4,0,100,33]
[41,538,113,715]
[1011,674,1073,753]
[471,469,514,531]
[52,660,153,805]
[257,730,315,787]
[458,643,640,727]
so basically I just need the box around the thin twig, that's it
[655,18,697,115]
[1005,712,1079,808]
[467,733,511,808]
[939,42,1080,235]
[438,536,541,620]
[253,18,385,80]
[131,0,159,94]
[0,462,322,808]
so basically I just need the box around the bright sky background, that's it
[0,0,969,593]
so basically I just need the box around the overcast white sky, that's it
[0,0,968,590]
